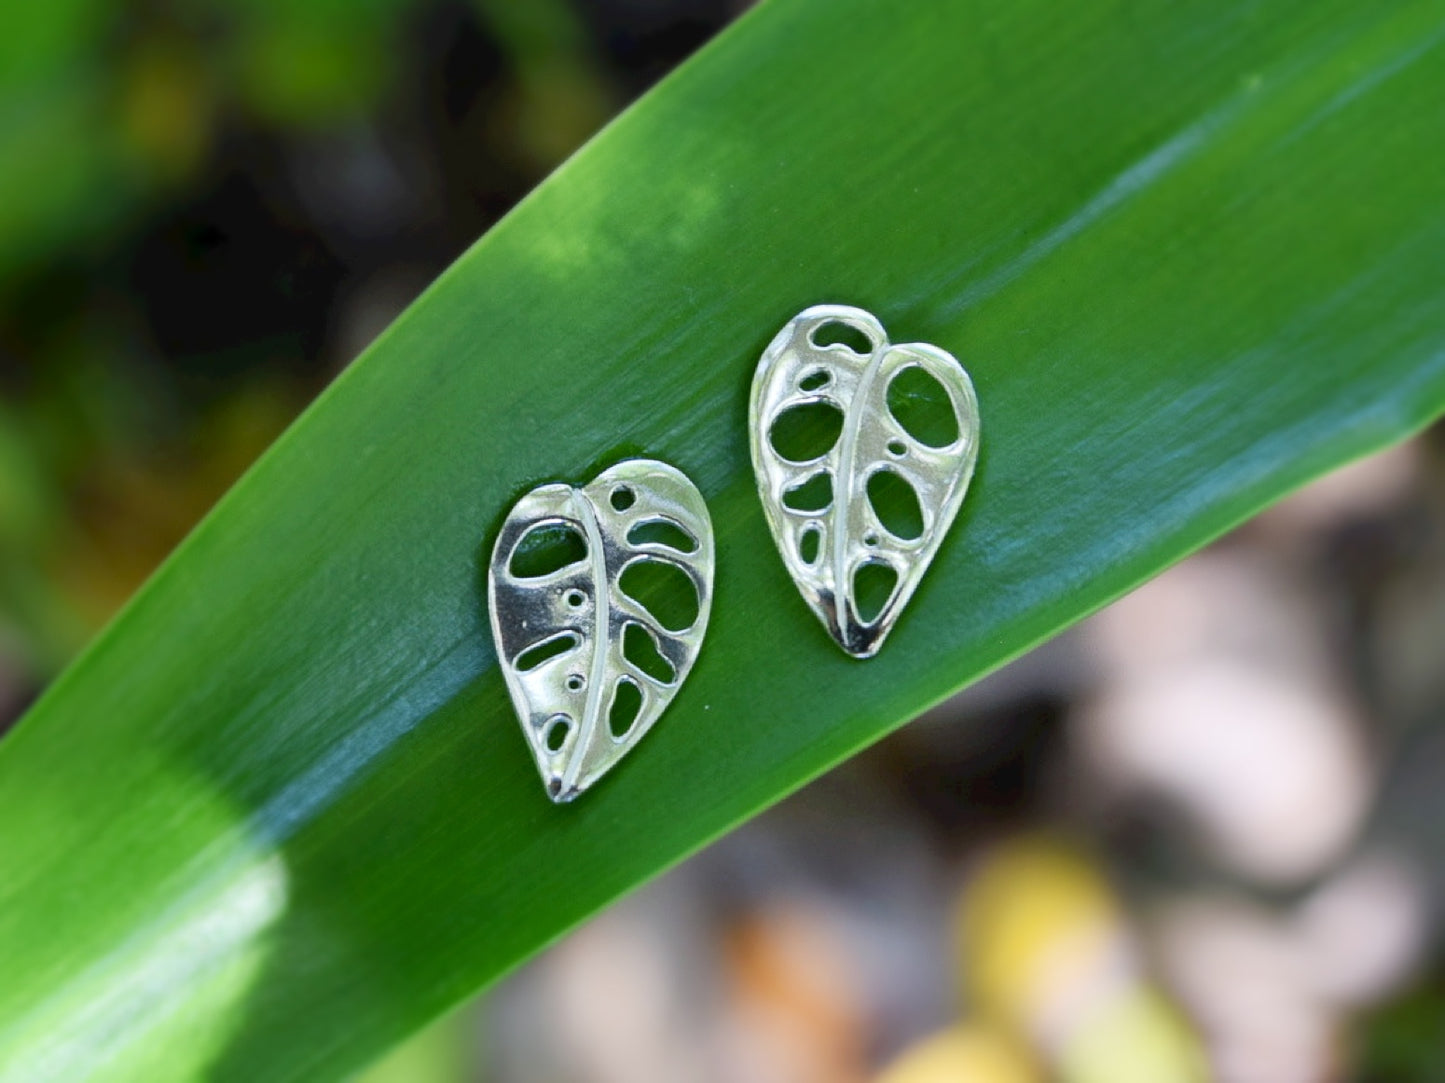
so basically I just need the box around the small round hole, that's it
[887,440,907,457]
[611,486,635,512]
[565,590,586,608]
[566,675,584,691]
[864,533,879,547]
[799,369,831,392]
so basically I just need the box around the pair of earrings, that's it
[488,304,981,802]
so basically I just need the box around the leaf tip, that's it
[546,776,581,804]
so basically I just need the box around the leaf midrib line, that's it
[831,343,887,644]
[564,486,610,796]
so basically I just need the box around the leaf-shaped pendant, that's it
[749,305,980,659]
[488,460,714,802]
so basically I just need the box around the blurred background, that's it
[3,2,1444,1081]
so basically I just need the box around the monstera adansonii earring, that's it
[749,304,979,659]
[489,460,714,802]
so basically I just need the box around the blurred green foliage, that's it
[0,0,626,680]
[0,0,611,280]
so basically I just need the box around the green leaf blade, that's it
[4,0,1445,1079]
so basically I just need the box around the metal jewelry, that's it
[489,459,714,802]
[749,304,980,658]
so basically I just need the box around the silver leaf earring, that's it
[489,459,714,802]
[749,304,980,658]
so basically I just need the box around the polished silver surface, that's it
[749,305,980,658]
[488,460,714,802]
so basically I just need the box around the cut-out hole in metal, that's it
[769,401,845,463]
[516,631,580,672]
[618,557,699,633]
[867,468,925,541]
[799,369,831,391]
[798,525,821,565]
[626,517,698,553]
[782,473,833,512]
[852,561,898,624]
[489,459,714,801]
[887,364,960,448]
[544,715,572,752]
[608,678,643,739]
[810,320,874,354]
[623,621,676,684]
[749,304,979,657]
[509,523,587,579]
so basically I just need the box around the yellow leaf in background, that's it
[874,1024,1040,1083]
[955,837,1208,1083]
[958,838,1122,1031]
[1058,988,1208,1083]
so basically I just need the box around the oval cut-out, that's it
[626,518,698,553]
[866,469,924,541]
[810,320,873,353]
[852,561,899,624]
[515,631,580,672]
[619,557,699,632]
[887,365,959,448]
[769,401,845,462]
[798,525,821,565]
[509,522,587,578]
[608,679,643,739]
[783,473,833,512]
[544,715,572,752]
